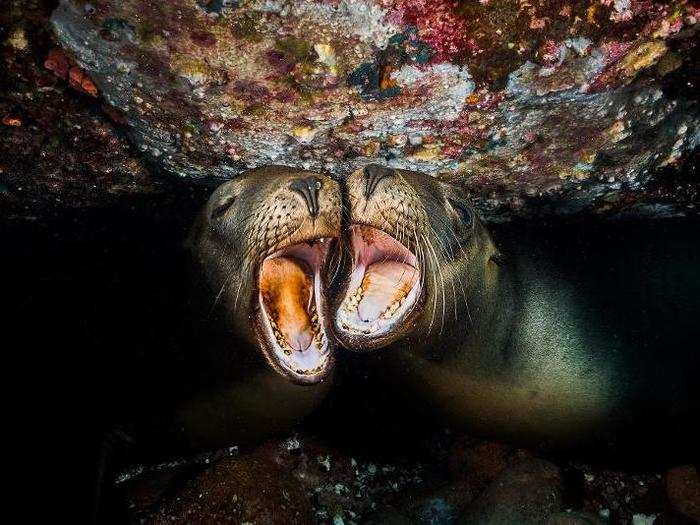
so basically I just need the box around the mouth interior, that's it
[259,239,331,380]
[337,225,421,337]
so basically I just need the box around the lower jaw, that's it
[269,351,332,384]
[334,309,417,351]
[258,300,332,383]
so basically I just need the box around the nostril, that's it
[290,176,323,217]
[363,164,394,200]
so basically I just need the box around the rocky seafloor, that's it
[118,425,700,524]
[1,2,699,524]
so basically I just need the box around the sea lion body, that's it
[334,165,698,450]
[388,224,698,448]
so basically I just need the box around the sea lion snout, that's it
[333,165,499,352]
[333,167,427,350]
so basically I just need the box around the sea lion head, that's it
[334,164,501,351]
[189,166,341,384]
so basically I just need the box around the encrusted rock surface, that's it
[1,1,164,221]
[459,457,564,524]
[665,465,700,523]
[48,0,699,220]
[118,428,697,524]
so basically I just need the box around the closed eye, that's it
[448,198,473,229]
[211,195,236,219]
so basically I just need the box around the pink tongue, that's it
[357,261,418,322]
[288,330,313,352]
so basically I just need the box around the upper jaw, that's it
[334,224,423,351]
[256,235,335,384]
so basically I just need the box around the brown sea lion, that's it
[138,166,342,453]
[331,164,698,450]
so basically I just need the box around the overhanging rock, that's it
[51,0,699,220]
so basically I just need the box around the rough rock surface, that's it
[1,0,165,221]
[459,457,564,524]
[665,465,700,523]
[117,428,695,524]
[47,0,699,220]
[547,511,605,524]
[145,446,314,523]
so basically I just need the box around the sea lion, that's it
[332,164,698,450]
[59,166,343,521]
[124,166,342,457]
[334,164,500,352]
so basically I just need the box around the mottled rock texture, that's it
[121,429,690,524]
[459,457,564,524]
[1,1,166,220]
[49,0,699,220]
[665,465,700,523]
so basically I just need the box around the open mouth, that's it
[258,238,333,383]
[336,225,421,343]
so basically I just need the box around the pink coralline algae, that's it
[388,0,479,61]
[189,30,217,48]
[584,40,635,92]
[48,0,699,220]
[539,40,562,66]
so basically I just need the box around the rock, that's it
[1,1,162,221]
[396,480,478,524]
[547,510,605,524]
[144,447,313,524]
[448,437,512,488]
[631,514,657,525]
[411,496,459,524]
[131,431,434,523]
[577,465,670,522]
[363,506,413,525]
[665,465,700,523]
[459,457,564,525]
[49,0,699,221]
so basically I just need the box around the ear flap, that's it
[490,251,506,267]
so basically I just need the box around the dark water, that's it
[3,187,699,518]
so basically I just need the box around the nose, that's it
[363,164,394,200]
[290,176,323,218]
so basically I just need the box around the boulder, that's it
[49,0,699,220]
